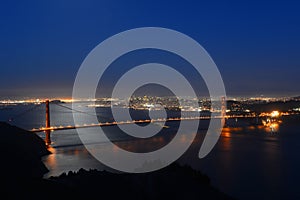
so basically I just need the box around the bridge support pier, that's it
[45,100,51,146]
[45,130,51,146]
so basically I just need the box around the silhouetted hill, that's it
[47,163,234,200]
[0,122,49,178]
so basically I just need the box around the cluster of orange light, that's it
[259,110,281,117]
[270,110,280,117]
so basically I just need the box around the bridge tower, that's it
[45,100,51,145]
[221,96,226,117]
[221,96,226,127]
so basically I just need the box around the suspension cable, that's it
[52,102,98,117]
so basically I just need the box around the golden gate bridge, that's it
[8,98,259,146]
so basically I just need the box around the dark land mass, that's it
[0,122,234,200]
[0,122,50,178]
[227,99,300,113]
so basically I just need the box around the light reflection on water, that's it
[42,123,198,177]
[42,120,280,179]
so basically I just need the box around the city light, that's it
[271,110,280,118]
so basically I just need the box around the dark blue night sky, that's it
[1,0,300,98]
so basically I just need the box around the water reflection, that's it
[221,132,232,152]
[269,122,279,133]
[43,143,104,177]
[109,133,196,154]
[224,120,281,135]
[44,146,57,169]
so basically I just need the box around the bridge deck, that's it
[30,115,256,133]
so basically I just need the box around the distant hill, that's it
[291,96,300,100]
[227,99,300,113]
[246,100,300,112]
